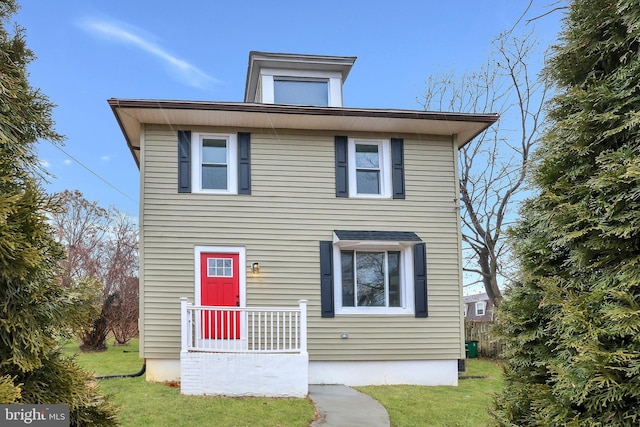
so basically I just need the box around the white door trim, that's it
[194,246,246,308]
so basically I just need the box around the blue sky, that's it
[15,1,563,217]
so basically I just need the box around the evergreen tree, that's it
[493,1,640,425]
[0,1,117,424]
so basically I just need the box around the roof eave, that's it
[108,99,499,168]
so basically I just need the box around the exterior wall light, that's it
[252,262,259,275]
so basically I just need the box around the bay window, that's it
[324,230,424,316]
[341,250,401,308]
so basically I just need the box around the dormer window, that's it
[245,51,356,107]
[273,78,329,106]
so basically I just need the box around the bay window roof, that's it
[333,230,422,242]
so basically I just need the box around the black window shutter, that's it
[178,130,191,193]
[335,136,349,198]
[391,138,405,199]
[237,132,251,194]
[413,243,428,317]
[319,241,335,318]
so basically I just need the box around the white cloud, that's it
[101,155,112,162]
[39,159,50,168]
[80,18,220,90]
[63,159,72,166]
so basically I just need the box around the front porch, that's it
[179,298,309,397]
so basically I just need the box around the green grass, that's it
[64,339,502,426]
[60,337,142,376]
[357,359,503,427]
[62,338,315,427]
[98,378,314,427]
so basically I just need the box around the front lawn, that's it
[357,359,503,427]
[63,339,502,426]
[62,338,315,427]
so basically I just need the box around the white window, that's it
[259,68,344,107]
[207,258,233,277]
[191,133,237,194]
[274,78,329,106]
[333,241,414,315]
[348,139,392,198]
[340,250,401,308]
[476,301,485,316]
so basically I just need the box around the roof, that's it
[244,51,357,103]
[334,230,422,242]
[108,98,499,168]
[463,293,490,304]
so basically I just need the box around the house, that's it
[109,51,498,397]
[464,293,494,321]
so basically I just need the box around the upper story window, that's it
[177,130,250,195]
[260,70,340,106]
[334,136,405,199]
[476,301,486,316]
[192,133,237,194]
[273,78,329,106]
[349,139,392,198]
[201,138,229,190]
[245,52,356,108]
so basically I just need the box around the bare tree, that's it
[51,190,139,350]
[108,276,139,345]
[104,212,139,345]
[419,31,549,306]
[52,190,109,287]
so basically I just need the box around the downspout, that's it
[452,134,466,358]
[95,362,146,380]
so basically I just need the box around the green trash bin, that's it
[465,340,478,359]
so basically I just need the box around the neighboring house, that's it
[464,293,495,321]
[109,51,498,397]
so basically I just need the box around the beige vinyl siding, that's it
[140,126,463,360]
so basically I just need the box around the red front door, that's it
[200,253,240,339]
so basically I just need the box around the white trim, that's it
[152,358,459,387]
[453,135,466,357]
[191,133,238,194]
[328,76,342,108]
[348,138,392,198]
[194,246,246,308]
[138,124,146,357]
[260,74,274,104]
[309,360,458,386]
[332,239,415,315]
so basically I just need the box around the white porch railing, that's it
[180,298,307,354]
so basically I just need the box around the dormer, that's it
[244,51,357,107]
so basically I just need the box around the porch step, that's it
[308,385,390,427]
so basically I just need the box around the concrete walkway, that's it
[308,385,390,427]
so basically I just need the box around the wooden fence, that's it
[465,320,503,358]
